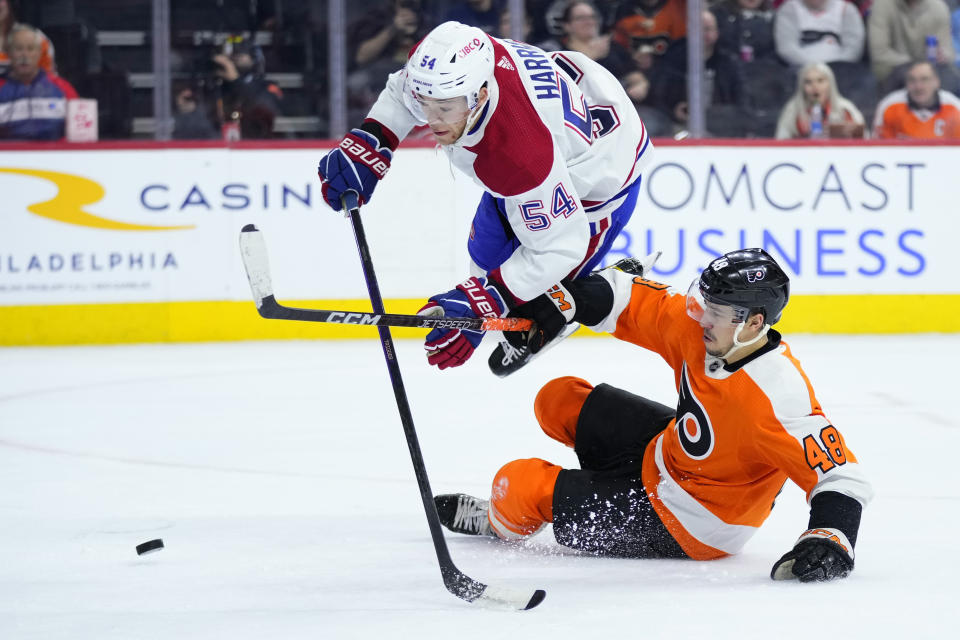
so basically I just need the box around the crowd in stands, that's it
[2,0,960,141]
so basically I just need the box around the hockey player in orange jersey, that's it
[435,249,873,581]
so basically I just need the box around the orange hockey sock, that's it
[534,376,594,447]
[488,458,562,541]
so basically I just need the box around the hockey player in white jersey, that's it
[317,21,652,376]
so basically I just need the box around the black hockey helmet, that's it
[696,248,790,325]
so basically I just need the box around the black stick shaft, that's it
[344,198,484,600]
[256,296,531,332]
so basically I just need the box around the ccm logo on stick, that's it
[328,312,381,325]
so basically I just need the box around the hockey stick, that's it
[238,225,532,333]
[341,191,546,610]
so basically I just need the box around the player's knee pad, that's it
[534,376,593,447]
[489,458,562,540]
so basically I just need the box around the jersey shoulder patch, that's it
[465,40,554,197]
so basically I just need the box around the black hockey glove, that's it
[771,528,854,582]
[503,253,661,353]
[504,280,581,354]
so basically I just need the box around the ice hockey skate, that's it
[434,493,496,537]
[488,254,661,377]
[488,322,580,378]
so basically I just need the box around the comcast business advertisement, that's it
[617,146,955,295]
[1,144,957,307]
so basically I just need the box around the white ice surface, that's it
[1,335,957,639]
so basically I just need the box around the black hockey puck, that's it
[135,538,164,556]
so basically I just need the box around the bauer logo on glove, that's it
[317,127,394,209]
[339,133,391,179]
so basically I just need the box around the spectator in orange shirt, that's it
[0,0,56,77]
[873,61,960,139]
[612,0,687,57]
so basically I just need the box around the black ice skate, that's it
[488,322,580,377]
[487,253,660,377]
[435,493,495,537]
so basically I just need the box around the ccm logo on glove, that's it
[547,285,573,313]
[340,134,390,179]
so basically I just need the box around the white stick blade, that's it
[239,224,275,306]
[474,585,546,611]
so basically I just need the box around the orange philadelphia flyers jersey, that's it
[612,0,687,56]
[589,270,873,560]
[873,89,960,139]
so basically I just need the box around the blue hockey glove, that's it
[771,528,855,582]
[317,128,393,210]
[418,277,508,370]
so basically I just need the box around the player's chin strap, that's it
[720,322,771,361]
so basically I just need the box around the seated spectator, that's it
[172,87,217,140]
[0,0,56,77]
[216,38,282,139]
[622,69,674,136]
[538,1,635,78]
[775,61,865,138]
[712,0,779,63]
[353,0,429,68]
[443,0,504,35]
[497,7,532,41]
[873,60,960,138]
[868,0,958,95]
[347,0,429,123]
[0,24,77,140]
[612,0,687,58]
[174,37,282,140]
[774,0,864,67]
[652,11,747,132]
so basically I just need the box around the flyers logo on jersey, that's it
[676,364,715,460]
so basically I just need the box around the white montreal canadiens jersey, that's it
[366,38,652,302]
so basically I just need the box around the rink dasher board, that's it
[1,142,958,344]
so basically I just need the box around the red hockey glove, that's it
[418,277,508,370]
